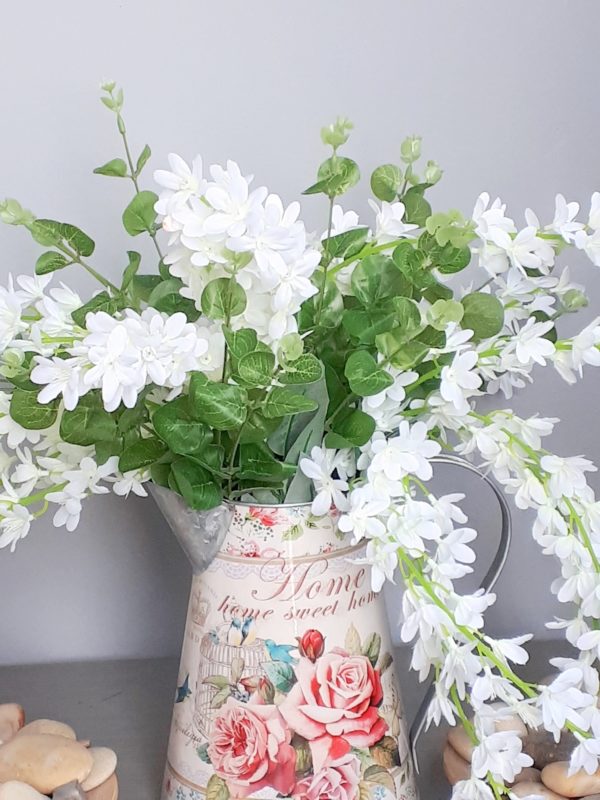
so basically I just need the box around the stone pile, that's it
[0,705,117,800]
[444,713,600,799]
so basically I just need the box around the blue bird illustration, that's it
[241,616,256,645]
[265,639,298,665]
[176,674,191,703]
[227,617,244,646]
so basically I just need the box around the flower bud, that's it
[424,160,443,185]
[100,79,116,93]
[321,117,353,150]
[297,629,325,661]
[400,135,422,164]
[279,332,304,363]
[0,198,34,227]
[562,288,588,312]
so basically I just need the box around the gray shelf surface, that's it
[0,641,566,799]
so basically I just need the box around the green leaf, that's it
[326,409,375,448]
[206,773,230,800]
[119,436,168,472]
[280,354,323,385]
[237,351,275,387]
[153,397,212,455]
[376,330,429,369]
[370,164,402,202]
[31,220,95,256]
[263,387,318,418]
[93,158,128,178]
[402,186,432,227]
[351,254,410,307]
[9,388,58,430]
[238,443,295,481]
[201,277,246,321]
[322,227,369,260]
[149,462,171,488]
[263,661,296,693]
[60,393,117,446]
[135,145,152,176]
[298,279,344,331]
[71,291,124,328]
[461,292,504,340]
[35,251,70,275]
[304,156,360,198]
[148,278,199,320]
[122,190,158,236]
[223,327,258,359]
[343,306,400,346]
[189,372,247,430]
[121,251,141,291]
[130,274,162,303]
[95,439,123,466]
[171,457,222,510]
[344,351,393,397]
[420,232,471,274]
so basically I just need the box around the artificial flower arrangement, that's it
[2,82,600,799]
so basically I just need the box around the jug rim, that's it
[223,498,313,510]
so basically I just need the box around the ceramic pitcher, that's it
[153,455,511,800]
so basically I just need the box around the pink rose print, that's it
[292,753,361,800]
[247,507,279,527]
[280,649,388,770]
[208,698,296,797]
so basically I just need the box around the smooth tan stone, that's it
[447,725,474,761]
[511,781,567,799]
[86,773,118,800]
[0,782,46,800]
[443,744,471,785]
[0,706,25,745]
[81,749,117,792]
[0,734,93,794]
[17,720,76,741]
[512,766,542,785]
[542,761,600,797]
[581,795,600,799]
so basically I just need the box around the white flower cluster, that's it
[154,154,321,344]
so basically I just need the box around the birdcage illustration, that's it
[193,624,268,740]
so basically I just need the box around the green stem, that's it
[54,241,118,293]
[314,196,336,328]
[328,236,414,277]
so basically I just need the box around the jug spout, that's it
[150,484,232,573]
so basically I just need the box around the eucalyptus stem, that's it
[314,196,336,328]
[54,241,118,293]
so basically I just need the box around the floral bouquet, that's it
[2,82,600,799]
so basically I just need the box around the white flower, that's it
[440,350,482,411]
[31,355,89,410]
[489,226,555,274]
[511,318,556,367]
[111,468,149,498]
[451,778,494,800]
[338,487,389,542]
[61,456,118,496]
[0,504,33,552]
[471,729,532,783]
[453,589,496,630]
[361,536,398,591]
[368,200,418,242]
[48,487,84,531]
[327,204,360,237]
[0,392,43,449]
[367,420,441,488]
[204,160,267,238]
[575,228,600,266]
[538,668,593,742]
[472,193,516,240]
[387,500,442,555]
[0,278,26,351]
[154,153,206,215]
[548,194,583,242]
[540,454,596,499]
[299,447,349,516]
[81,313,140,411]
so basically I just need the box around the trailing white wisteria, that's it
[1,84,600,798]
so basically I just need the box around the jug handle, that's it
[408,453,512,773]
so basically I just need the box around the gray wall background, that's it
[0,0,599,666]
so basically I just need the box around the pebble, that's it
[512,766,543,785]
[0,705,25,746]
[0,782,46,800]
[523,728,578,770]
[17,720,76,741]
[447,726,474,761]
[81,748,117,792]
[542,761,600,797]
[52,782,87,799]
[0,734,93,794]
[443,744,471,785]
[581,796,600,800]
[86,773,118,800]
[511,781,567,799]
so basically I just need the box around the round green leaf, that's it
[201,278,247,321]
[461,292,505,340]
[35,251,70,275]
[238,351,275,387]
[370,164,402,202]
[344,351,393,397]
[122,191,158,236]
